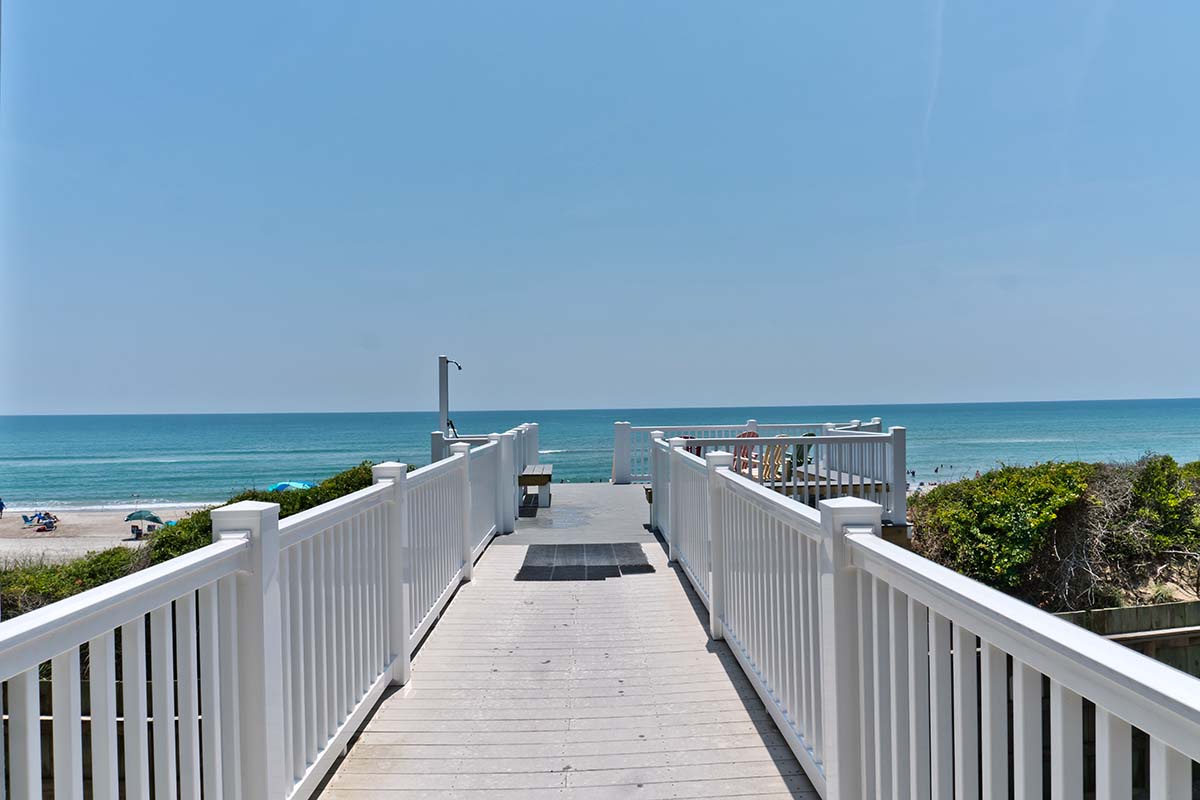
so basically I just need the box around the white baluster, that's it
[51,647,84,800]
[1050,681,1083,800]
[1096,708,1131,800]
[1149,739,1191,799]
[980,641,1007,800]
[89,630,121,800]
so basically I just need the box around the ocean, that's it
[2,399,1199,510]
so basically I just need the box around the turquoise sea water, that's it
[2,399,1199,509]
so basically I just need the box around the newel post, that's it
[528,423,540,465]
[649,430,665,532]
[450,443,474,582]
[513,424,526,470]
[488,433,506,535]
[612,422,632,484]
[667,438,686,562]
[817,497,881,800]
[373,462,412,685]
[430,430,445,463]
[500,431,517,529]
[889,426,907,526]
[745,419,758,434]
[210,500,287,799]
[706,451,734,640]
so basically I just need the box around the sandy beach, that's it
[0,507,202,565]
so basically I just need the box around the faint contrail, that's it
[922,0,946,148]
[1058,0,1113,182]
[914,0,946,196]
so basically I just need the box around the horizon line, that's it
[2,395,1199,418]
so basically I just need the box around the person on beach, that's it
[0,497,5,518]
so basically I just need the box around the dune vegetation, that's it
[0,461,385,619]
[910,455,1200,611]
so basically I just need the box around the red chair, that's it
[733,430,760,471]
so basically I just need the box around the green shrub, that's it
[148,461,382,564]
[1131,455,1199,548]
[912,455,1200,611]
[0,547,145,617]
[910,462,1094,591]
[1,460,406,619]
[1150,583,1177,604]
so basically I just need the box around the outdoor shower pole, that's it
[438,355,450,434]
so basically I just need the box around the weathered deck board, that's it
[319,484,817,799]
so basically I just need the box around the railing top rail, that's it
[0,537,249,681]
[717,466,823,537]
[848,533,1200,760]
[815,428,881,437]
[670,432,893,447]
[759,423,838,431]
[632,422,847,433]
[670,445,709,471]
[632,423,746,432]
[407,451,465,488]
[468,440,499,460]
[279,481,393,550]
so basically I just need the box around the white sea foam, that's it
[3,501,214,513]
[958,438,1071,445]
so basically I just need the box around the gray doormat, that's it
[514,543,655,581]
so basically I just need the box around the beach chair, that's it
[21,514,36,528]
[146,523,157,534]
[131,524,143,540]
[732,431,760,472]
[750,439,789,484]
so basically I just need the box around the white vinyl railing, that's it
[467,439,502,557]
[0,424,536,799]
[431,422,539,471]
[431,423,534,522]
[660,448,1200,799]
[666,447,712,603]
[275,480,395,798]
[613,418,881,485]
[848,535,1200,800]
[0,537,249,799]
[402,455,471,658]
[651,427,906,526]
[429,432,491,462]
[713,457,829,792]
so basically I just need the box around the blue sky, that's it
[3,2,1198,414]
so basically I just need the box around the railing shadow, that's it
[658,546,816,797]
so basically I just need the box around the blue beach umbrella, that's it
[125,510,165,524]
[268,481,315,492]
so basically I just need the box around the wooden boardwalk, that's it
[319,485,817,799]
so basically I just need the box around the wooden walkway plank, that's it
[319,484,815,799]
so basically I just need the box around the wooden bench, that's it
[518,464,553,511]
